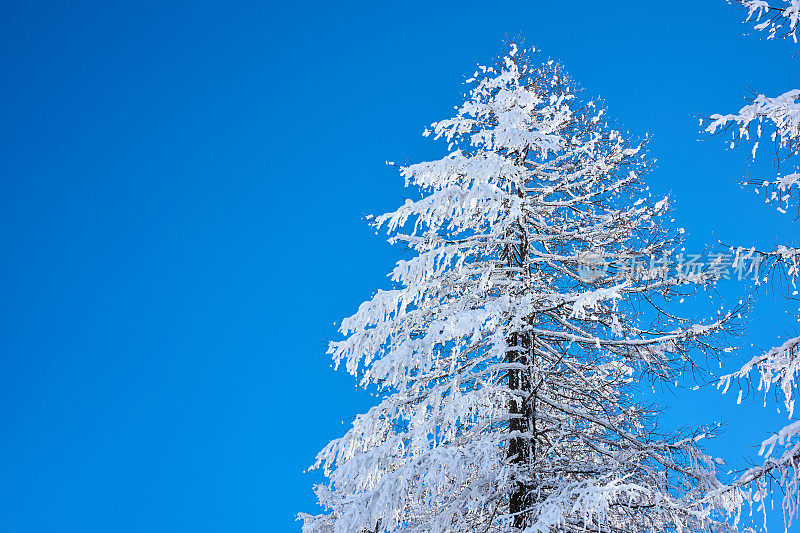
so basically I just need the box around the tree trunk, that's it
[507,330,533,529]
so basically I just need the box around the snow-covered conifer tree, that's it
[302,44,739,533]
[705,2,800,528]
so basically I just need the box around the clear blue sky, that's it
[1,1,798,531]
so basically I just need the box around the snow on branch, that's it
[738,0,800,41]
[706,3,800,216]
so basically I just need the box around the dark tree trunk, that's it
[507,330,533,529]
[506,181,534,529]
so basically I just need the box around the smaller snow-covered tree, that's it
[705,1,800,529]
[302,44,740,533]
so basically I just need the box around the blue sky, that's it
[1,1,799,531]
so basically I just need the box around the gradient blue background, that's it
[1,1,798,531]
